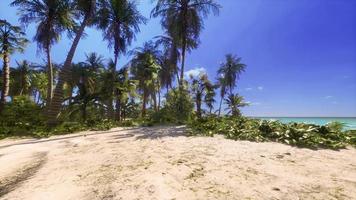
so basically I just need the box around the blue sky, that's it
[1,0,355,117]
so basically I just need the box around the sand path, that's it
[0,126,355,200]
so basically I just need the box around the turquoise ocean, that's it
[251,117,356,130]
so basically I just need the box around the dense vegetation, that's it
[0,0,354,150]
[0,0,224,137]
[188,117,356,149]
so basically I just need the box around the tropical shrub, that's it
[0,95,45,137]
[188,116,354,149]
[161,88,194,124]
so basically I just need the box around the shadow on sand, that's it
[0,127,141,149]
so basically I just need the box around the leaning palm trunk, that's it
[47,1,95,126]
[0,51,10,113]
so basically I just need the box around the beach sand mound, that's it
[0,126,355,200]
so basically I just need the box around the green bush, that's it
[89,119,118,131]
[160,88,194,124]
[188,117,354,149]
[51,122,87,135]
[0,96,45,137]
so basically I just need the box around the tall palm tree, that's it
[114,66,137,121]
[0,20,28,113]
[217,54,246,116]
[154,35,180,90]
[130,42,161,117]
[47,0,96,126]
[96,0,146,69]
[224,93,249,117]
[151,0,220,88]
[11,0,76,105]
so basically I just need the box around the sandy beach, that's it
[0,126,355,200]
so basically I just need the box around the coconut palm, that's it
[96,0,146,68]
[10,60,33,97]
[81,52,105,72]
[154,35,180,91]
[70,61,103,121]
[114,66,137,121]
[190,73,214,118]
[11,0,76,105]
[217,54,246,116]
[151,0,220,88]
[0,20,28,113]
[129,42,161,117]
[47,0,96,126]
[224,93,249,117]
[204,80,217,114]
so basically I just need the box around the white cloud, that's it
[324,96,333,99]
[332,101,338,104]
[246,101,261,106]
[257,86,264,91]
[184,67,206,78]
[245,87,253,91]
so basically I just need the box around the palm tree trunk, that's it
[179,41,186,88]
[115,90,121,122]
[112,52,119,120]
[218,94,224,116]
[142,90,147,117]
[197,98,202,118]
[0,51,10,114]
[179,6,188,89]
[152,91,157,112]
[114,53,119,70]
[47,2,95,126]
[46,45,53,106]
[158,89,161,112]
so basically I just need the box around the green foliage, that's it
[189,116,354,149]
[51,122,87,135]
[0,95,44,137]
[88,119,118,131]
[327,121,345,132]
[162,88,194,124]
[0,96,122,138]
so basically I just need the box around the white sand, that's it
[0,126,355,200]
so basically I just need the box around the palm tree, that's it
[224,93,249,117]
[81,52,105,72]
[190,73,214,118]
[204,80,217,114]
[217,54,246,116]
[68,61,101,121]
[11,0,76,105]
[151,0,220,88]
[10,60,33,97]
[154,35,180,90]
[47,0,96,126]
[96,0,146,69]
[0,20,28,113]
[114,66,137,121]
[130,42,161,117]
